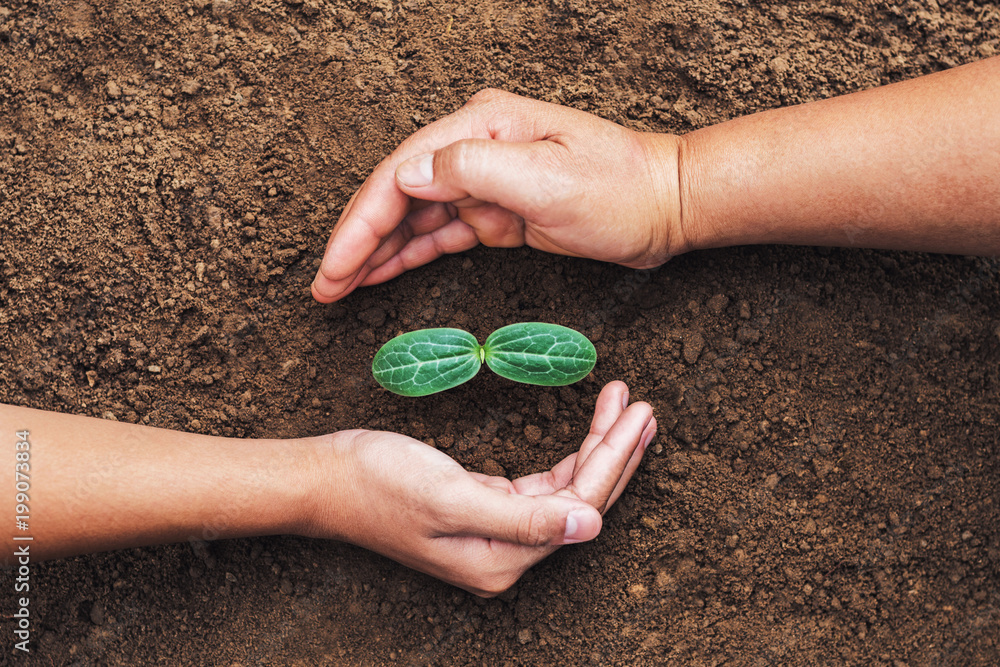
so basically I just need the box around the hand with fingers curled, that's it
[9,380,655,598]
[305,382,655,596]
[316,59,1000,305]
[312,88,685,304]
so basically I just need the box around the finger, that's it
[447,481,603,547]
[561,402,654,512]
[312,181,391,302]
[514,381,631,494]
[573,381,630,478]
[313,98,515,301]
[468,472,516,493]
[320,185,364,260]
[405,201,460,235]
[361,199,528,285]
[313,90,563,302]
[452,203,528,249]
[408,198,443,214]
[358,202,461,278]
[395,138,571,223]
[359,219,480,287]
[363,220,416,272]
[515,412,653,503]
[509,452,578,496]
[605,416,657,510]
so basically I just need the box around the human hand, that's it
[304,381,656,596]
[312,89,685,303]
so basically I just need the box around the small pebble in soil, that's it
[768,56,790,75]
[683,332,704,364]
[481,459,505,477]
[736,325,761,344]
[667,453,690,477]
[707,294,729,315]
[627,583,648,599]
[90,602,105,626]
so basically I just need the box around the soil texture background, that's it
[2,0,999,664]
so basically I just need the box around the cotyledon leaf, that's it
[483,322,596,387]
[372,328,482,397]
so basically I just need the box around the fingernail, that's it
[640,430,655,450]
[621,390,629,411]
[312,274,334,298]
[396,152,434,187]
[312,272,347,298]
[563,509,586,544]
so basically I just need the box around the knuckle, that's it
[467,87,506,107]
[436,140,482,188]
[478,218,525,249]
[475,571,518,597]
[525,175,571,218]
[517,506,554,547]
[522,149,575,218]
[445,140,479,177]
[416,467,464,519]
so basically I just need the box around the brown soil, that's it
[3,0,999,664]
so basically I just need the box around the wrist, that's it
[635,131,693,259]
[205,435,326,540]
[292,430,361,542]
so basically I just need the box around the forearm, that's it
[1,404,322,561]
[676,56,1000,255]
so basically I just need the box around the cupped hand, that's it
[305,381,656,596]
[312,89,685,303]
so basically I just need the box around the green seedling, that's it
[372,322,597,397]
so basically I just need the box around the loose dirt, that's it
[2,0,998,664]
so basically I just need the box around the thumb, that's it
[459,485,603,547]
[394,139,570,218]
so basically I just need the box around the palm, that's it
[321,382,656,596]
